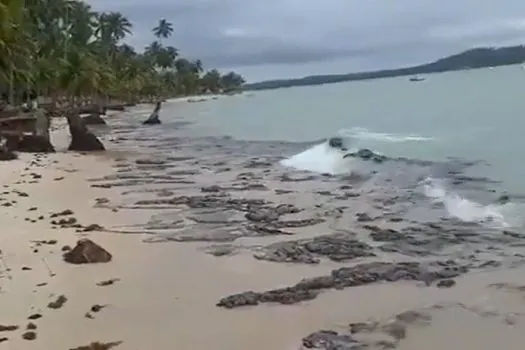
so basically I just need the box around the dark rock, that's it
[364,222,494,257]
[50,209,74,217]
[497,194,510,204]
[217,261,469,308]
[356,212,373,222]
[255,234,375,264]
[280,174,317,182]
[245,209,279,222]
[243,158,273,168]
[206,245,237,256]
[135,159,166,165]
[63,239,112,264]
[273,218,324,228]
[328,137,344,149]
[302,330,361,349]
[201,185,222,193]
[343,148,387,163]
[51,217,78,227]
[304,308,435,349]
[436,279,456,288]
[244,224,295,236]
[81,224,104,232]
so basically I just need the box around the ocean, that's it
[106,64,525,231]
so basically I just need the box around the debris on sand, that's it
[69,341,123,350]
[50,209,74,217]
[21,331,37,341]
[0,325,19,332]
[48,294,68,309]
[96,278,120,287]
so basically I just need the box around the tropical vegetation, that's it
[0,0,245,106]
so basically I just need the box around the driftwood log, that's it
[142,102,162,125]
[66,112,105,151]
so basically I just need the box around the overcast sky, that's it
[87,0,525,81]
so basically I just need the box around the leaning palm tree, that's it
[152,18,173,44]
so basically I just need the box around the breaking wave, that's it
[279,129,522,228]
[422,178,512,227]
[279,127,430,175]
[279,135,356,175]
[339,127,435,143]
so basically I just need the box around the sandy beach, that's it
[1,116,525,350]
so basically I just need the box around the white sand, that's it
[1,127,525,350]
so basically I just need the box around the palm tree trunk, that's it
[8,69,15,106]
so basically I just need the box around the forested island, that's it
[244,46,525,90]
[0,0,246,106]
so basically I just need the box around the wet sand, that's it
[1,114,525,350]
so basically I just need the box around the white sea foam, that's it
[339,127,434,143]
[279,140,356,175]
[422,178,515,227]
[280,129,522,228]
[280,127,431,174]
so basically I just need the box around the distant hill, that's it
[243,45,525,91]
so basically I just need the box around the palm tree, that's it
[152,18,173,44]
[201,69,221,93]
[144,41,162,62]
[95,11,132,45]
[0,0,34,104]
[0,3,245,108]
[192,59,203,74]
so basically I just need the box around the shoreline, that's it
[1,117,525,350]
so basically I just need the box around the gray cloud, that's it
[87,0,525,80]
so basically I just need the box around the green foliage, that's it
[0,0,245,104]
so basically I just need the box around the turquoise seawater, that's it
[167,65,525,195]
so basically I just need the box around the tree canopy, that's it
[0,0,246,105]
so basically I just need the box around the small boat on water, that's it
[409,76,425,82]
